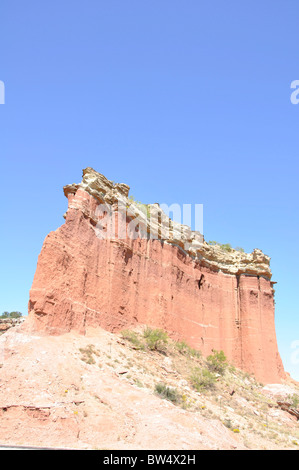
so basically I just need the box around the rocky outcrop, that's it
[0,317,25,334]
[277,401,299,420]
[27,168,285,384]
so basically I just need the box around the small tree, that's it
[206,349,228,375]
[9,311,23,318]
[0,311,22,319]
[143,327,168,352]
[0,312,9,318]
[220,243,232,252]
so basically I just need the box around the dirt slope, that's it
[0,322,297,450]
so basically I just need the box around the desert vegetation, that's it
[207,241,245,253]
[0,311,23,318]
[74,326,299,449]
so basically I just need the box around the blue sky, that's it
[0,1,298,380]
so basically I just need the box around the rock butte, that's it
[27,167,285,384]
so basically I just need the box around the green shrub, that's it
[121,330,145,350]
[128,195,151,219]
[175,340,202,358]
[79,345,97,364]
[206,349,228,375]
[138,202,151,219]
[143,327,168,352]
[189,367,216,391]
[207,241,235,253]
[288,394,299,408]
[220,243,232,252]
[155,383,181,404]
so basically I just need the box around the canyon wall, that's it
[27,168,285,384]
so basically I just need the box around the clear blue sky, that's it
[0,1,298,380]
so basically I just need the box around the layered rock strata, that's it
[28,168,285,384]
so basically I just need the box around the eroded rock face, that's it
[27,168,285,384]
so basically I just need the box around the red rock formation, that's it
[27,168,285,384]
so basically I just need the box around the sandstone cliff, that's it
[27,168,285,384]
